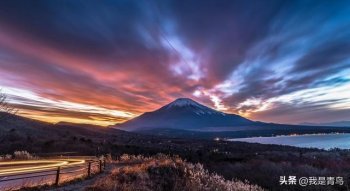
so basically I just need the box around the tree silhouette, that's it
[0,90,17,121]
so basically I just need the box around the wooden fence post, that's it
[99,160,102,173]
[88,161,92,177]
[55,166,60,186]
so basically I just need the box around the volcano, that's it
[116,98,254,131]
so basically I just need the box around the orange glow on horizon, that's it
[17,110,134,127]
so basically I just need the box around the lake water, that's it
[228,133,350,150]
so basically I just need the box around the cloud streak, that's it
[0,0,349,125]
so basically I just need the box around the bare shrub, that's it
[105,153,113,162]
[0,154,12,161]
[118,153,147,163]
[13,150,37,160]
[0,90,17,121]
[86,154,264,191]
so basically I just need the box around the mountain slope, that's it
[0,112,126,138]
[0,112,167,154]
[116,98,254,131]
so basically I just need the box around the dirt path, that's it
[48,164,118,191]
[47,162,142,191]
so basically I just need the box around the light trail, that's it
[0,159,85,176]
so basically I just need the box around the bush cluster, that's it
[0,150,37,160]
[86,153,264,191]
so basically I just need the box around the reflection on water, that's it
[228,133,350,149]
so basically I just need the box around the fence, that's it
[0,159,106,191]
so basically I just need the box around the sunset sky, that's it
[0,0,349,126]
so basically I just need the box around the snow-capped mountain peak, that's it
[167,98,203,107]
[162,98,225,116]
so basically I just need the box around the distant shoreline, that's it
[227,133,350,150]
[225,132,348,140]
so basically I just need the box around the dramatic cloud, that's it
[0,0,349,125]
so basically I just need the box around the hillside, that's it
[300,121,350,127]
[87,154,264,191]
[0,112,159,155]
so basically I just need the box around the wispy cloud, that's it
[0,0,349,125]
